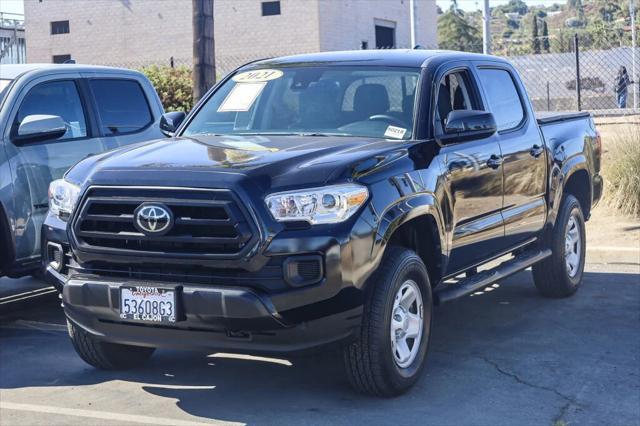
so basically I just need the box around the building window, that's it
[261,1,280,16]
[52,54,71,64]
[51,20,70,35]
[375,21,396,49]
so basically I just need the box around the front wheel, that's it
[67,320,155,370]
[533,194,586,298]
[343,247,432,397]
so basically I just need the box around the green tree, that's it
[542,20,550,52]
[437,0,482,52]
[142,65,194,112]
[531,15,541,54]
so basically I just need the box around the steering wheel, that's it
[368,114,407,128]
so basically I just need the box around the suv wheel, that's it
[343,247,432,397]
[67,320,155,370]
[533,194,586,298]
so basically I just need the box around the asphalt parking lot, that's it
[1,258,638,426]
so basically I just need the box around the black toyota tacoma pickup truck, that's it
[43,50,602,396]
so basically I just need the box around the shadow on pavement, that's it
[1,270,638,425]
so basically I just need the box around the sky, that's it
[0,0,566,16]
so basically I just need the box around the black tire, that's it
[67,320,155,370]
[343,246,433,397]
[533,194,586,298]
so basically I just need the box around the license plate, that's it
[120,286,176,323]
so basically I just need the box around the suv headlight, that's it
[265,184,369,225]
[48,179,81,220]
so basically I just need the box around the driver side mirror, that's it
[14,114,67,144]
[437,110,497,144]
[160,111,187,137]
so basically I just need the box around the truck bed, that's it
[536,111,591,125]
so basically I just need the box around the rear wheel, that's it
[67,320,155,370]
[343,247,432,397]
[533,194,586,298]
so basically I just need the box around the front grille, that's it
[72,187,256,258]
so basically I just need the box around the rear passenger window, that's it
[477,68,524,131]
[17,80,87,140]
[89,79,152,135]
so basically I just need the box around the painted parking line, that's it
[587,246,640,252]
[0,401,239,426]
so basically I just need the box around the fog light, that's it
[283,255,323,287]
[47,242,64,272]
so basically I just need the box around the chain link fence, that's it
[102,34,638,116]
[498,35,639,115]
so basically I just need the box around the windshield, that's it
[0,79,13,107]
[183,66,420,140]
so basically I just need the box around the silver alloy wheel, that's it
[390,279,424,369]
[564,214,581,277]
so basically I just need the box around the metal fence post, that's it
[574,33,581,111]
[547,81,551,111]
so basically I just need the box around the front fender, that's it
[366,192,447,279]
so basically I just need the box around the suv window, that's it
[16,80,87,140]
[477,68,524,131]
[436,70,476,128]
[89,79,152,136]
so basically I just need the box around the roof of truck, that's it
[252,49,508,68]
[0,63,143,81]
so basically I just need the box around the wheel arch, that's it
[562,168,592,220]
[0,201,15,275]
[376,194,446,288]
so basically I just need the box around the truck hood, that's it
[66,134,408,192]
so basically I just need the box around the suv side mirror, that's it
[160,111,187,137]
[14,114,67,144]
[438,110,497,144]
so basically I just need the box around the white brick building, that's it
[24,0,437,72]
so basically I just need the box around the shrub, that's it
[141,65,193,112]
[602,125,640,218]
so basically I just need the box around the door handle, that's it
[530,144,544,158]
[486,154,503,169]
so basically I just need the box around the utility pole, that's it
[409,0,416,47]
[482,0,491,54]
[631,0,638,110]
[192,0,215,103]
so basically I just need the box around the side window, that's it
[477,68,524,131]
[436,70,477,128]
[89,79,152,136]
[16,80,88,140]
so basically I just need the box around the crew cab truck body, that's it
[43,50,602,396]
[0,64,165,278]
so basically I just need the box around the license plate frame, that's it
[119,285,177,324]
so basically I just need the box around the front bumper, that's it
[62,277,362,353]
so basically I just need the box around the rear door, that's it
[434,64,505,274]
[82,72,164,150]
[474,63,547,247]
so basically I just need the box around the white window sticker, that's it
[384,125,407,139]
[232,69,283,83]
[217,82,266,112]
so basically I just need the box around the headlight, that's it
[48,179,81,220]
[265,184,369,225]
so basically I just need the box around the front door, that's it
[475,66,547,247]
[5,75,107,261]
[435,69,505,275]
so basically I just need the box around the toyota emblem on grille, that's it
[134,203,173,235]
